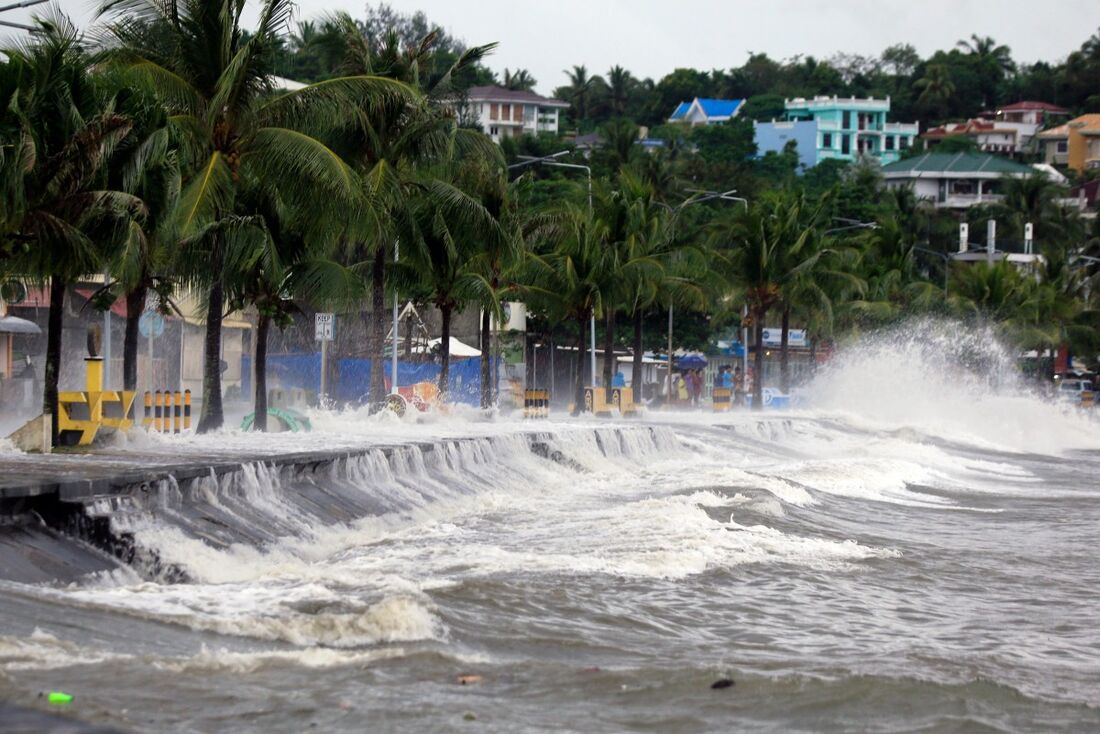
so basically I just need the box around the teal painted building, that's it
[756,96,919,166]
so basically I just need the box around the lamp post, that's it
[913,245,952,291]
[509,152,596,387]
[391,238,399,395]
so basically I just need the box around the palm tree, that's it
[97,0,405,431]
[99,88,184,393]
[606,65,634,117]
[3,14,142,446]
[393,160,504,394]
[914,64,956,119]
[711,191,829,409]
[524,203,612,414]
[502,68,536,91]
[318,13,495,410]
[563,65,596,123]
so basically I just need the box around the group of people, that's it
[673,368,706,405]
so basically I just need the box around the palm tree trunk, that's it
[480,308,492,408]
[632,309,644,393]
[602,308,615,401]
[438,304,452,394]
[572,313,587,416]
[43,277,65,447]
[780,305,791,393]
[368,246,386,411]
[253,312,270,432]
[752,309,766,411]
[123,285,147,392]
[196,278,225,433]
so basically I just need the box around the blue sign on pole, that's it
[138,311,165,339]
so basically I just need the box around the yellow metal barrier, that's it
[582,387,613,417]
[712,387,732,412]
[57,357,137,445]
[143,389,191,433]
[610,387,638,416]
[524,388,550,418]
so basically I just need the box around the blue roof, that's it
[669,101,691,120]
[696,98,743,118]
[669,98,744,121]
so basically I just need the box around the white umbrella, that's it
[0,315,41,334]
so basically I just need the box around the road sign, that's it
[315,313,335,341]
[139,311,165,338]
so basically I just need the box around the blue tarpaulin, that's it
[258,353,495,406]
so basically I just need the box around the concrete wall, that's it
[754,119,819,170]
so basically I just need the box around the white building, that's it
[881,152,1043,209]
[459,86,570,143]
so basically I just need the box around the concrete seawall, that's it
[0,426,671,585]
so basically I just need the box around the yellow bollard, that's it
[154,390,163,432]
[712,387,732,412]
[183,390,192,430]
[172,391,182,433]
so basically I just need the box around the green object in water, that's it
[47,692,73,704]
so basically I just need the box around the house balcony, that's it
[884,122,919,136]
[936,193,1005,208]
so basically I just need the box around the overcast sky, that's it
[13,1,1100,95]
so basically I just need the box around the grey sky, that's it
[15,1,1100,96]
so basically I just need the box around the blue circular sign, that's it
[139,311,165,338]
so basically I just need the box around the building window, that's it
[841,134,850,155]
[885,136,895,151]
[1056,140,1068,153]
[899,136,910,150]
[489,103,498,121]
[842,110,851,129]
[489,126,499,137]
[822,132,832,148]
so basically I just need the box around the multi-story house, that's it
[754,95,919,166]
[922,119,1032,155]
[881,152,1042,209]
[1037,115,1100,172]
[458,86,570,143]
[995,100,1069,126]
[667,97,745,126]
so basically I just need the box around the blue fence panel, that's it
[335,357,497,406]
[265,353,323,393]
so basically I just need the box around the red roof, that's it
[998,101,1070,113]
[465,86,569,108]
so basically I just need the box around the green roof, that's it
[881,152,1035,175]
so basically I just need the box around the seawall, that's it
[0,426,678,585]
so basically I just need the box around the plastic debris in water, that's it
[46,692,74,704]
[710,679,734,690]
[463,711,477,721]
[457,675,482,685]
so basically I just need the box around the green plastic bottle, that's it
[47,692,73,704]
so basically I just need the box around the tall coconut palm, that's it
[502,68,536,92]
[914,64,956,120]
[3,14,143,446]
[97,0,408,431]
[524,203,612,414]
[711,191,828,409]
[318,12,495,410]
[606,65,634,117]
[392,160,505,395]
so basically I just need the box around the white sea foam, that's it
[807,319,1100,455]
[0,628,133,671]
